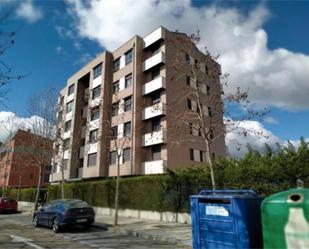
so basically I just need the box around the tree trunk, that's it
[61,166,65,199]
[34,166,42,211]
[113,156,120,227]
[205,141,216,190]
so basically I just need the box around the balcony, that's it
[142,102,166,120]
[143,52,165,72]
[142,129,166,146]
[143,160,166,175]
[143,76,166,95]
[143,27,165,49]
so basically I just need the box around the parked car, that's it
[32,199,95,233]
[0,197,18,213]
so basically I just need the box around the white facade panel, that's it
[92,75,102,89]
[65,112,73,121]
[117,123,124,138]
[63,150,70,159]
[66,93,74,103]
[120,55,126,69]
[88,142,98,154]
[119,77,125,91]
[63,131,71,139]
[91,98,100,107]
[89,119,100,130]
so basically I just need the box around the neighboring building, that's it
[50,26,226,183]
[0,129,53,188]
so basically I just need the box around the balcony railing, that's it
[143,27,165,49]
[143,76,166,95]
[143,52,165,71]
[143,160,166,174]
[142,102,166,120]
[142,129,166,146]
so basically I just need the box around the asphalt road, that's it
[0,212,186,249]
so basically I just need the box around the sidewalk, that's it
[94,214,192,248]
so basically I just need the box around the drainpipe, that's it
[130,42,136,175]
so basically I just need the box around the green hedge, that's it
[7,140,309,213]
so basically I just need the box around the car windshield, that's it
[63,200,89,208]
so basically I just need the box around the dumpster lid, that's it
[194,189,258,199]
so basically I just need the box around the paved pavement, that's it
[0,212,190,249]
[94,215,192,247]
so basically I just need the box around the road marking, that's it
[10,235,45,249]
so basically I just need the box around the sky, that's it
[0,0,309,156]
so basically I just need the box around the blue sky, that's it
[1,0,309,152]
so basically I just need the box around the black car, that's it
[33,199,95,232]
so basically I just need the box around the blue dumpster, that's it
[190,190,262,249]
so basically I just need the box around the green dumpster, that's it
[262,188,309,249]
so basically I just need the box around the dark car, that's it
[0,197,18,213]
[33,199,95,232]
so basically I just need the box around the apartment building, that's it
[0,129,52,188]
[50,26,226,182]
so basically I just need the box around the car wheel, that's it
[52,217,60,233]
[33,215,39,227]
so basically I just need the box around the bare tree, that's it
[166,31,268,190]
[0,7,23,104]
[27,88,56,210]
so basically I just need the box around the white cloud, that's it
[263,116,278,125]
[65,0,309,110]
[225,120,282,157]
[15,0,43,23]
[55,46,64,54]
[0,112,44,143]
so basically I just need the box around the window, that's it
[124,96,132,112]
[55,145,60,155]
[63,159,68,169]
[187,99,192,109]
[111,126,118,139]
[92,86,100,100]
[89,129,98,143]
[64,120,71,132]
[152,92,161,104]
[151,44,161,55]
[68,84,74,95]
[125,73,132,88]
[125,49,133,65]
[93,63,102,79]
[152,145,161,160]
[63,139,70,150]
[113,81,119,94]
[185,53,190,63]
[207,85,210,95]
[44,174,50,183]
[151,68,160,80]
[186,76,191,86]
[110,151,117,165]
[124,122,131,137]
[152,118,161,132]
[200,151,204,162]
[52,164,57,173]
[66,101,73,113]
[113,58,120,72]
[60,96,64,105]
[91,107,100,121]
[205,65,209,75]
[189,149,194,161]
[58,111,63,123]
[208,107,212,117]
[112,102,119,116]
[122,148,131,163]
[88,153,97,167]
